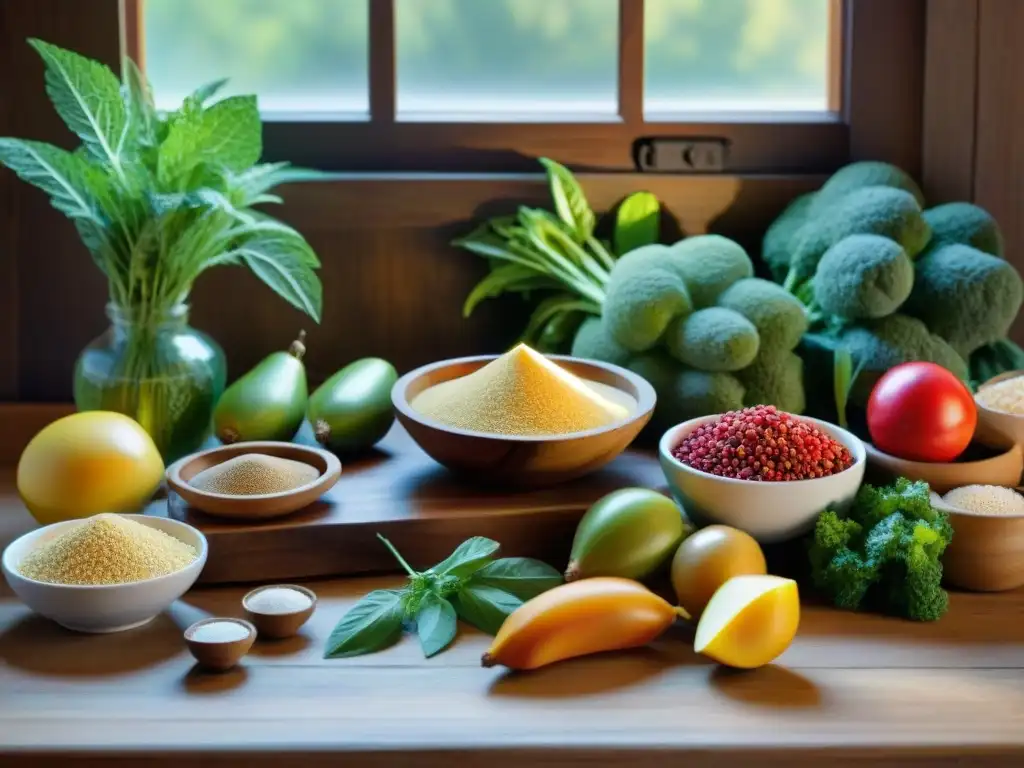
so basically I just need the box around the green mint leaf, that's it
[429,536,500,579]
[224,228,323,322]
[614,191,660,255]
[225,162,329,208]
[452,584,523,635]
[415,592,457,658]
[324,589,405,659]
[519,295,600,346]
[189,77,230,106]
[122,57,158,152]
[469,557,563,601]
[158,94,261,188]
[28,39,130,173]
[539,157,594,242]
[0,138,109,225]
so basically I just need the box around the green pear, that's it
[308,358,397,454]
[214,332,309,444]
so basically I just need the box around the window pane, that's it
[645,0,831,114]
[144,0,369,115]
[396,0,618,120]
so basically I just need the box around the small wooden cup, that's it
[184,618,256,671]
[242,584,318,639]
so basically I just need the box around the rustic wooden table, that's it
[2,411,1024,766]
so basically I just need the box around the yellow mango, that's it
[482,577,688,671]
[694,574,800,669]
[17,411,165,525]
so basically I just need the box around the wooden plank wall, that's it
[923,0,1024,339]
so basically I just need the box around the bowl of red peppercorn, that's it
[658,405,866,543]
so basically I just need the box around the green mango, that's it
[566,488,688,581]
[214,332,309,444]
[309,357,398,454]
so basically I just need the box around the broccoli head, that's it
[807,478,952,621]
[665,235,754,308]
[810,160,925,215]
[762,192,816,283]
[664,307,760,372]
[923,202,1004,257]
[602,245,692,352]
[628,353,744,428]
[717,277,809,352]
[812,234,914,320]
[571,316,632,367]
[737,350,806,414]
[786,186,931,291]
[970,338,1024,389]
[837,313,969,404]
[904,243,1024,357]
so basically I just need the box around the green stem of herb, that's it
[377,533,418,577]
[586,236,616,271]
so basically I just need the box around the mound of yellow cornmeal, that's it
[411,344,630,436]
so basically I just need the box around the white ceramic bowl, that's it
[1,516,208,633]
[659,414,867,543]
[974,370,1024,450]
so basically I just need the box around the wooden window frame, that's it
[121,0,925,175]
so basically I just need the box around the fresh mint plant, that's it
[324,534,563,659]
[0,39,324,322]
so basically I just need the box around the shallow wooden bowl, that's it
[974,369,1024,449]
[864,440,1024,495]
[392,354,656,488]
[931,491,1024,592]
[165,442,342,520]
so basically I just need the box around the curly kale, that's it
[807,478,952,621]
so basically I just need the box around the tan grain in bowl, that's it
[932,486,1024,592]
[974,370,1024,451]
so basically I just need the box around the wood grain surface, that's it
[3,412,1024,765]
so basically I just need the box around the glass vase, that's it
[73,303,227,464]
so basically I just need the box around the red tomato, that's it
[867,362,976,462]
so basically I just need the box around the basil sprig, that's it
[324,534,562,659]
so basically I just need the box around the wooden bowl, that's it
[863,440,1023,495]
[166,442,342,520]
[392,354,656,488]
[242,584,317,639]
[184,617,256,671]
[974,369,1024,449]
[931,491,1024,591]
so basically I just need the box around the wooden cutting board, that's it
[155,422,667,584]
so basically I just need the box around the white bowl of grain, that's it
[974,370,1024,450]
[1,513,207,633]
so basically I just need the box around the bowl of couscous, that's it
[1,513,207,633]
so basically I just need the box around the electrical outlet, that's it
[633,138,729,173]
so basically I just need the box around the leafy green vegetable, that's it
[469,558,564,600]
[454,157,659,353]
[428,536,500,579]
[807,477,953,621]
[452,583,524,635]
[324,589,405,658]
[540,156,595,243]
[324,534,562,659]
[416,592,458,658]
[614,191,660,255]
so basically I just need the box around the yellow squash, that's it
[17,411,165,525]
[482,577,688,670]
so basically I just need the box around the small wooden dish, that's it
[242,584,317,639]
[864,440,1024,495]
[392,354,656,488]
[931,491,1024,592]
[184,617,256,671]
[166,441,342,520]
[974,369,1024,449]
